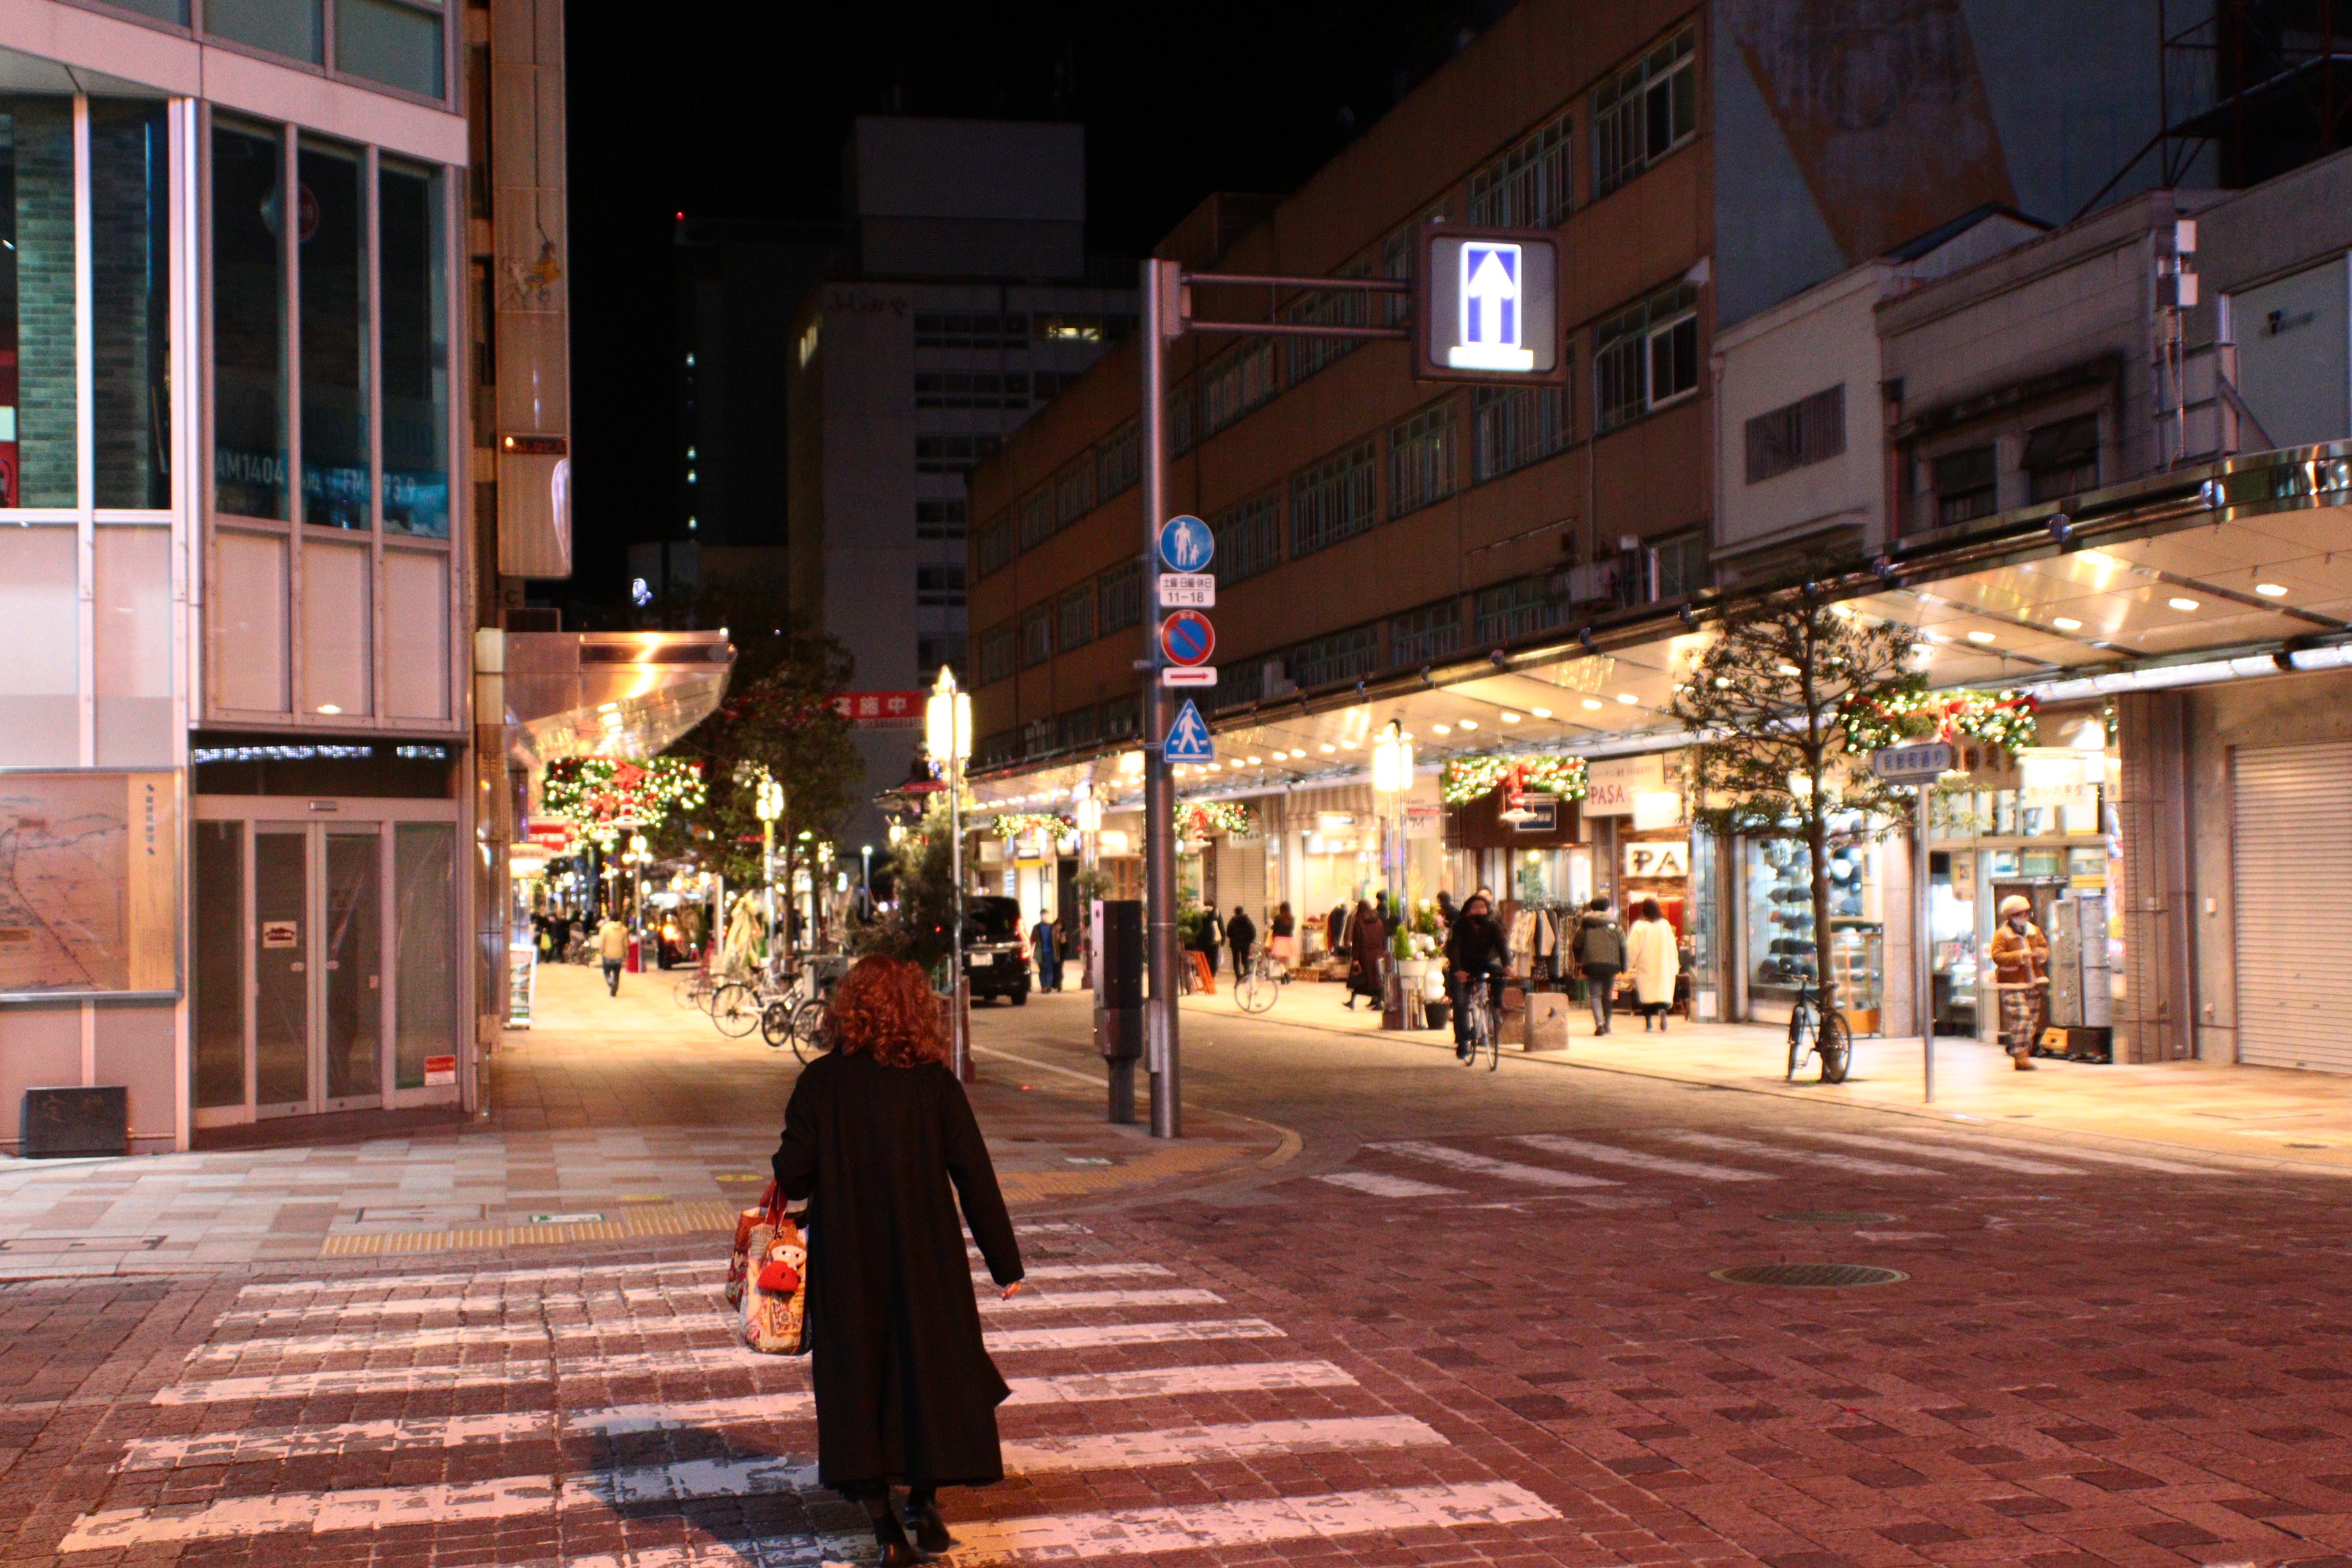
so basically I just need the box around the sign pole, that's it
[1918,778,1934,1105]
[1140,257,1182,1139]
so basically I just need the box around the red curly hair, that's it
[827,956,951,1068]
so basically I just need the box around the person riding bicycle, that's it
[1443,892,1509,1061]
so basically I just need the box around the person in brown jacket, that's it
[1987,894,2049,1070]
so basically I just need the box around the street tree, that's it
[1665,592,1919,1014]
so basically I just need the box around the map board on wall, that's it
[0,771,180,1000]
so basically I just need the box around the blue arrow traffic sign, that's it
[1157,514,1214,573]
[1164,699,1214,764]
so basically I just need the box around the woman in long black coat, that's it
[773,955,1025,1563]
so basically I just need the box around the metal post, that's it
[951,748,970,1082]
[1140,257,1182,1139]
[1918,780,1934,1104]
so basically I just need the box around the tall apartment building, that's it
[786,118,1135,848]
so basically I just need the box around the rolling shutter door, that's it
[2233,741,2352,1071]
[1216,837,1268,925]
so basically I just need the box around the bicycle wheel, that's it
[1817,1009,1853,1084]
[710,982,763,1038]
[1786,1006,1815,1082]
[1237,962,1277,1014]
[789,999,826,1063]
[674,976,707,1009]
[1483,1011,1501,1071]
[759,1000,794,1050]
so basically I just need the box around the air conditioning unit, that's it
[1558,562,1615,605]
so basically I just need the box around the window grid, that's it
[1472,383,1569,482]
[915,564,966,607]
[1594,283,1698,434]
[1654,531,1707,598]
[1104,692,1142,739]
[914,311,1028,348]
[915,434,999,473]
[1200,337,1279,436]
[1058,582,1095,650]
[2024,413,2101,502]
[1098,559,1144,633]
[1389,401,1459,519]
[1387,601,1461,667]
[1288,625,1380,690]
[1744,384,1847,483]
[1167,382,1197,457]
[1594,26,1697,197]
[1212,494,1283,587]
[1469,110,1574,228]
[914,371,1030,409]
[976,515,1015,578]
[1016,487,1055,552]
[1019,605,1054,669]
[978,624,1016,685]
[1056,705,1101,751]
[1054,459,1096,527]
[1475,576,1566,644]
[1282,268,1371,385]
[1289,440,1379,558]
[916,498,967,539]
[1931,445,1999,525]
[1095,421,1140,498]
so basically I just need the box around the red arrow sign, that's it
[1159,610,1215,667]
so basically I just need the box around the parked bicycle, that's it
[1234,948,1286,1014]
[673,965,720,1012]
[760,968,831,1061]
[1785,982,1853,1084]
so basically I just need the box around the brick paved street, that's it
[6,978,2352,1567]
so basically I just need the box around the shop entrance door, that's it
[251,822,383,1117]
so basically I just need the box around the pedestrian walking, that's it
[1988,894,2049,1071]
[1434,890,1457,930]
[770,956,1026,1564]
[1227,905,1257,980]
[1444,891,1507,1060]
[1344,899,1387,1011]
[1570,895,1626,1035]
[597,912,628,995]
[1030,908,1060,993]
[1194,905,1225,976]
[1268,902,1296,970]
[1625,897,1680,1032]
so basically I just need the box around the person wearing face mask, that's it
[1442,892,1508,1060]
[1987,894,2050,1070]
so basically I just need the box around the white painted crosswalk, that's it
[1317,1170,1461,1197]
[1772,1126,2087,1175]
[1513,1133,1775,1183]
[1367,1139,1622,1188]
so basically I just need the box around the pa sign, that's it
[1414,225,1562,384]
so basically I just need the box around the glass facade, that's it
[214,121,288,519]
[1,97,78,507]
[92,101,172,510]
[379,160,448,535]
[299,139,369,529]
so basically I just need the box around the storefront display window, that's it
[1745,824,1883,1028]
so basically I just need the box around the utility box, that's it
[22,1087,128,1158]
[1096,900,1143,1060]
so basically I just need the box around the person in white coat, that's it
[1625,897,1681,1032]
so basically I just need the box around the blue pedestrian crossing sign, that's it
[1164,698,1215,764]
[1157,514,1214,573]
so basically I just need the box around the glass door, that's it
[322,826,383,1107]
[254,825,312,1115]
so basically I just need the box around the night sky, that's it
[561,0,1504,608]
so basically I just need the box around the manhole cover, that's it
[1709,1262,1909,1289]
[1766,1211,1894,1226]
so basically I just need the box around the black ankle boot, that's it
[872,1508,928,1566]
[904,1501,957,1553]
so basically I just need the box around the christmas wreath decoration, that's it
[1177,800,1256,842]
[991,812,1074,842]
[1838,686,2040,756]
[542,757,707,846]
[1439,755,1590,805]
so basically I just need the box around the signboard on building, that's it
[1584,754,1667,816]
[0,770,179,1000]
[829,690,924,729]
[1412,226,1564,384]
[1623,839,1691,879]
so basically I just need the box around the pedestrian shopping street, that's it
[9,973,2352,1566]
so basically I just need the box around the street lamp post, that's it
[927,668,974,1082]
[754,772,784,959]
[1371,719,1414,909]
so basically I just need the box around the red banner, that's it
[829,690,924,729]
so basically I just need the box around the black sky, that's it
[560,0,1502,607]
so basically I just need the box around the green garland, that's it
[1178,800,1256,842]
[542,757,707,846]
[991,812,1074,842]
[1439,755,1589,805]
[1838,687,2040,755]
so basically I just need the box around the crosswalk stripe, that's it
[1658,1130,1943,1177]
[152,1319,1289,1406]
[236,1259,714,1299]
[216,1264,1172,1328]
[1513,1133,1775,1183]
[1778,1127,2086,1175]
[119,1360,1363,1471]
[987,1287,1224,1313]
[1901,1127,2215,1175]
[1317,1171,1462,1198]
[62,1419,1447,1550]
[1367,1140,1622,1189]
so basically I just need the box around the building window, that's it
[1475,576,1564,644]
[1212,657,1267,712]
[1282,267,1371,385]
[208,0,324,63]
[1036,312,1133,343]
[1379,206,1443,327]
[1054,459,1095,527]
[379,159,448,536]
[916,499,967,540]
[1167,380,1197,457]
[914,311,1028,348]
[975,729,1016,768]
[1058,582,1095,649]
[1594,283,1698,434]
[1098,559,1144,633]
[976,514,1015,578]
[1387,601,1461,667]
[1016,486,1055,552]
[914,371,1031,408]
[93,99,172,511]
[918,635,965,683]
[2024,413,2100,502]
[915,434,999,473]
[300,138,369,530]
[1931,445,1999,525]
[1289,440,1379,557]
[978,623,1016,685]
[1095,422,1140,498]
[337,0,447,98]
[1744,384,1846,484]
[1104,692,1142,739]
[1200,337,1278,436]
[1655,530,1708,598]
[1593,25,1697,197]
[1022,717,1056,758]
[1471,383,1568,483]
[214,119,288,519]
[1056,705,1101,751]
[1389,401,1458,518]
[1469,109,1574,229]
[1213,494,1282,587]
[916,564,966,607]
[1289,625,1380,690]
[1019,605,1054,669]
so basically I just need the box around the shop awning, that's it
[970,443,2352,816]
[482,630,737,771]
